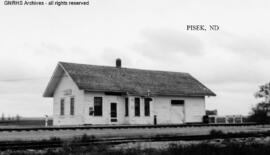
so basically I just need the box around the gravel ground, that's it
[0,125,270,141]
[113,136,270,150]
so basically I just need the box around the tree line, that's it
[249,82,270,123]
[1,113,21,121]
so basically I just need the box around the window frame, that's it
[60,98,65,116]
[70,97,75,115]
[144,98,151,116]
[171,100,185,105]
[94,97,103,116]
[134,97,140,117]
[125,98,129,117]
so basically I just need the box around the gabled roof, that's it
[43,62,216,97]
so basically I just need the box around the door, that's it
[110,103,117,122]
[170,104,185,124]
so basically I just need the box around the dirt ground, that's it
[113,136,270,150]
[0,125,270,141]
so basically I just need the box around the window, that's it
[125,98,129,116]
[89,107,94,115]
[60,99,64,115]
[135,98,140,116]
[171,100,184,105]
[144,98,152,116]
[70,97,74,115]
[94,97,102,116]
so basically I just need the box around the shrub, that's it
[248,102,270,124]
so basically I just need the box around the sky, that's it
[0,0,270,117]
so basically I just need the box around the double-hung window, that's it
[60,99,65,115]
[125,98,129,116]
[94,97,103,116]
[135,98,140,116]
[70,97,75,115]
[144,98,151,116]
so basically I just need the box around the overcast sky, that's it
[0,0,269,117]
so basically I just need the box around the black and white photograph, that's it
[0,0,270,154]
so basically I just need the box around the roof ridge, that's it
[59,61,190,75]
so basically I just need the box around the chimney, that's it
[116,58,121,68]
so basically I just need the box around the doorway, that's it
[170,100,185,124]
[110,102,117,122]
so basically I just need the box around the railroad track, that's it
[0,123,263,132]
[0,130,270,151]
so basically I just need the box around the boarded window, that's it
[135,98,140,116]
[144,98,152,116]
[94,97,102,116]
[70,97,74,115]
[171,100,184,105]
[60,99,64,115]
[125,98,129,116]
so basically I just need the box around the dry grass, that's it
[3,136,270,155]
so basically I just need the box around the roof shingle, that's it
[57,62,216,97]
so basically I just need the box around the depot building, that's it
[43,59,216,126]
